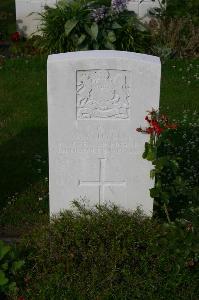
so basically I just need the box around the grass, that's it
[160,59,199,117]
[0,57,48,236]
[0,56,199,236]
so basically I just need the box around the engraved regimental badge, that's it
[77,69,130,119]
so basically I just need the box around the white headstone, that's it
[127,0,161,19]
[47,50,161,215]
[15,0,57,36]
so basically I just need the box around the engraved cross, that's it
[79,158,126,203]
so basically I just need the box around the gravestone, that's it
[47,50,161,215]
[127,0,161,19]
[15,0,57,36]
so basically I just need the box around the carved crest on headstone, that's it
[76,69,130,119]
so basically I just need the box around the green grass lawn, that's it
[0,56,198,236]
[160,59,199,117]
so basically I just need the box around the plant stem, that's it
[163,203,171,223]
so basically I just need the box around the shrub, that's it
[148,0,199,59]
[149,17,199,59]
[16,202,198,299]
[164,0,199,23]
[149,0,199,23]
[36,0,151,53]
[137,110,199,221]
[0,240,24,299]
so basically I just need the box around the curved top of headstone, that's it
[48,50,160,64]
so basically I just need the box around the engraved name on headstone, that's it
[47,50,161,215]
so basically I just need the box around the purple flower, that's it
[112,0,129,13]
[90,6,107,22]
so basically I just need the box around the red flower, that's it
[146,127,154,134]
[18,297,25,300]
[11,31,20,42]
[155,126,164,135]
[151,120,158,127]
[150,120,164,135]
[138,111,177,139]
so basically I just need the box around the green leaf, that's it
[135,22,147,32]
[8,281,17,292]
[12,260,25,272]
[150,169,156,179]
[150,187,160,198]
[111,22,122,29]
[1,263,8,270]
[105,41,115,50]
[90,22,98,40]
[142,142,149,159]
[156,180,161,189]
[77,34,86,45]
[84,24,91,36]
[64,19,78,36]
[107,31,116,43]
[79,44,89,51]
[0,270,8,286]
[146,147,155,161]
[0,241,10,260]
[93,42,99,50]
[161,192,170,204]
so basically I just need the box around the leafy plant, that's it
[149,0,199,23]
[137,109,199,221]
[0,240,24,298]
[148,0,199,59]
[149,17,199,59]
[166,0,199,24]
[36,0,151,53]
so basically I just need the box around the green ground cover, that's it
[16,204,198,300]
[0,56,198,236]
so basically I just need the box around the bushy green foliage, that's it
[16,202,199,299]
[157,117,199,220]
[36,0,150,53]
[149,17,199,60]
[148,0,199,59]
[150,0,199,22]
[165,0,199,23]
[139,110,199,221]
[0,240,24,298]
